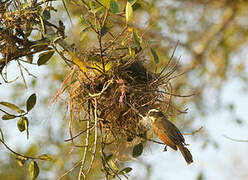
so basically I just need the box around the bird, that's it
[145,109,193,164]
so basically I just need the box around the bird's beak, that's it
[150,116,156,123]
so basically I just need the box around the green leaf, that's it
[17,117,29,139]
[30,43,49,52]
[2,114,16,120]
[129,47,135,58]
[109,159,119,171]
[125,2,133,23]
[17,117,28,132]
[132,143,143,157]
[104,153,113,163]
[29,160,39,180]
[38,154,53,161]
[0,102,25,113]
[110,0,119,13]
[37,50,55,66]
[100,25,110,37]
[236,119,243,124]
[150,48,159,64]
[128,0,137,5]
[119,167,132,174]
[42,10,51,21]
[132,30,141,51]
[26,93,37,112]
[89,1,103,13]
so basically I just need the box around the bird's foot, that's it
[163,145,167,152]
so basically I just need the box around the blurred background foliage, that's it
[1,0,248,179]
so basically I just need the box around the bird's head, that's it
[146,109,163,123]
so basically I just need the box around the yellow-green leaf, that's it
[0,102,25,113]
[17,117,29,132]
[125,2,133,23]
[68,52,87,72]
[109,159,119,171]
[99,0,110,8]
[110,0,119,13]
[16,156,28,167]
[38,154,53,161]
[29,160,39,180]
[2,114,16,120]
[119,167,132,174]
[150,48,159,64]
[37,50,55,66]
[26,93,37,112]
[129,47,135,58]
[132,30,142,50]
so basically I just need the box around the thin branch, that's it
[0,139,42,160]
[57,160,83,180]
[155,90,198,98]
[19,63,37,78]
[158,41,179,77]
[64,125,94,142]
[223,135,248,142]
[17,59,27,89]
[0,108,28,118]
[85,98,98,175]
[164,82,172,113]
[89,79,113,98]
[184,126,203,135]
[77,101,91,180]
[0,128,4,142]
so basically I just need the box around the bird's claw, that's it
[163,145,167,152]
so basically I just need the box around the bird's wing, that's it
[152,122,177,150]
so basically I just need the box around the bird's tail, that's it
[178,145,193,165]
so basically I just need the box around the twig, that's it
[0,139,41,160]
[158,41,179,77]
[57,160,83,180]
[85,98,98,175]
[77,101,91,180]
[51,65,77,105]
[89,79,113,97]
[223,135,248,142]
[183,126,203,135]
[17,59,27,89]
[0,128,4,142]
[155,90,198,98]
[164,82,172,113]
[19,63,37,78]
[100,130,109,179]
[64,125,94,142]
[0,108,28,118]
[102,26,128,53]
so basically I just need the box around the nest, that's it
[67,32,183,160]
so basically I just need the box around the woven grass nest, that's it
[67,34,184,160]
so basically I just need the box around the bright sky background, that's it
[1,1,248,179]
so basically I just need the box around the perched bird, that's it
[146,109,193,164]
